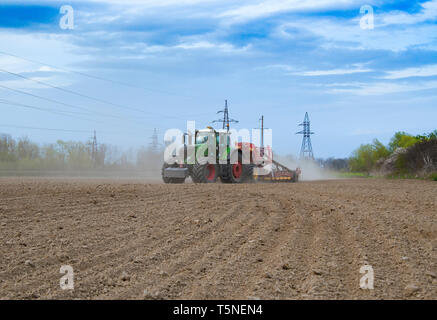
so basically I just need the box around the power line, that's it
[0,124,156,135]
[0,124,94,133]
[0,50,219,102]
[0,68,182,119]
[0,98,103,123]
[0,86,172,134]
[0,83,115,119]
[0,67,197,121]
[0,83,167,128]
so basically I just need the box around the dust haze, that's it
[274,154,339,181]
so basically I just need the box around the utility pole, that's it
[91,130,98,167]
[212,100,238,132]
[260,115,264,149]
[256,115,269,156]
[149,128,159,153]
[296,112,314,160]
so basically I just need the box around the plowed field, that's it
[0,178,435,299]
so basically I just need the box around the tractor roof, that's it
[196,127,231,135]
[197,127,216,133]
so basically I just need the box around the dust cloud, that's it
[273,154,339,181]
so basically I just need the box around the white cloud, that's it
[383,64,437,79]
[380,0,437,26]
[277,16,437,52]
[175,41,251,53]
[0,56,36,74]
[295,67,372,76]
[113,39,251,56]
[0,32,79,90]
[270,1,437,52]
[38,66,63,72]
[267,63,372,76]
[0,76,73,90]
[219,0,365,22]
[25,0,221,6]
[89,0,220,5]
[327,80,437,95]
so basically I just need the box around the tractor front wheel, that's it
[192,163,218,183]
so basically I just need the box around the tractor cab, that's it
[192,127,232,159]
[194,127,230,147]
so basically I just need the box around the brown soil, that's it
[0,178,435,299]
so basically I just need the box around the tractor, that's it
[162,127,300,184]
[162,127,254,184]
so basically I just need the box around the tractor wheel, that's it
[228,161,254,183]
[244,164,255,183]
[161,163,186,184]
[220,175,232,183]
[192,163,218,183]
[219,164,232,183]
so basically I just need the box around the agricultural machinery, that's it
[162,127,300,184]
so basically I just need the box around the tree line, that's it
[1,130,435,177]
[349,130,437,177]
[0,133,162,171]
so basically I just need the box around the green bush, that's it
[394,153,407,174]
[402,139,437,174]
[349,139,390,173]
[389,132,419,152]
[416,130,437,142]
[349,130,436,175]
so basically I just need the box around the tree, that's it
[349,144,374,173]
[17,137,40,160]
[389,132,418,152]
[349,139,390,173]
[372,139,390,160]
[416,130,437,142]
[0,134,17,162]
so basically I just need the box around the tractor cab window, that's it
[195,134,209,144]
[218,134,231,147]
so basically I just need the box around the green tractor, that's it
[162,127,254,184]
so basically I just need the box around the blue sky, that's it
[0,0,436,158]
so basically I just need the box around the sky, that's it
[0,0,436,158]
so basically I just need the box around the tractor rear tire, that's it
[192,163,218,183]
[220,175,232,183]
[226,150,255,183]
[219,164,232,183]
[244,164,255,183]
[228,162,254,183]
